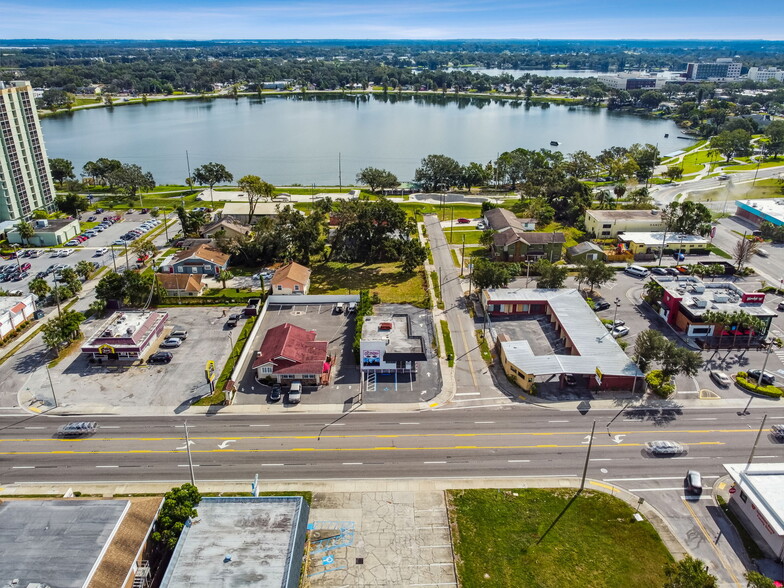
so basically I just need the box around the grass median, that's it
[440,319,455,366]
[448,488,672,587]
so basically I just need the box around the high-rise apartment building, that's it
[0,81,56,222]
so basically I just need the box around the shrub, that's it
[646,369,675,398]
[735,372,783,398]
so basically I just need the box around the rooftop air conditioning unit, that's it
[34,219,49,229]
[693,298,708,308]
[713,293,729,303]
[692,284,705,294]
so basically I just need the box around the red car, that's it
[457,218,471,224]
[20,262,31,271]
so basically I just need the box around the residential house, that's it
[168,244,230,276]
[490,230,565,262]
[155,273,205,297]
[201,218,252,240]
[252,323,330,385]
[483,208,536,232]
[221,201,281,224]
[584,209,664,239]
[270,262,311,295]
[566,242,606,263]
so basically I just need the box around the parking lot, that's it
[38,306,240,410]
[235,301,360,407]
[1,211,176,296]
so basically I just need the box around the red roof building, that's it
[252,323,330,385]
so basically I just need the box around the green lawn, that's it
[309,261,428,306]
[687,178,783,203]
[536,222,584,248]
[445,229,483,245]
[673,148,723,175]
[725,157,784,171]
[448,488,672,588]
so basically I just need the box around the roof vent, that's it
[379,322,393,331]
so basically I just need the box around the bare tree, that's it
[238,175,275,224]
[733,237,759,271]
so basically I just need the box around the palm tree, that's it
[28,277,51,300]
[16,221,35,247]
[217,270,234,289]
[702,310,730,349]
[746,317,766,348]
[75,260,94,281]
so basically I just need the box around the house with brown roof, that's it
[156,273,206,297]
[168,243,230,276]
[271,262,311,295]
[483,208,536,232]
[252,323,330,385]
[490,229,566,262]
[201,218,252,240]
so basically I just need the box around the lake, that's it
[41,94,686,186]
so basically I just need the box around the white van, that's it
[624,265,650,278]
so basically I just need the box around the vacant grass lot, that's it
[447,488,672,588]
[537,221,584,248]
[445,228,484,245]
[725,156,784,171]
[675,148,723,175]
[309,261,428,306]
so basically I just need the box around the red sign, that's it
[729,486,737,494]
[710,226,717,238]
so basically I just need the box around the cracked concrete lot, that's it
[306,491,457,587]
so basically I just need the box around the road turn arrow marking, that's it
[218,440,237,449]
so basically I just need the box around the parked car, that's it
[778,301,784,311]
[456,217,471,224]
[771,424,784,442]
[333,302,345,314]
[288,382,302,404]
[170,329,188,340]
[57,421,97,437]
[710,370,732,388]
[685,470,703,494]
[147,351,173,364]
[226,314,240,328]
[611,325,630,338]
[269,383,282,403]
[20,262,31,271]
[160,337,183,348]
[650,267,668,275]
[747,369,776,385]
[645,440,686,456]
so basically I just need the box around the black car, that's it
[226,314,241,328]
[593,299,611,312]
[147,351,173,364]
[747,369,776,386]
[269,383,282,403]
[685,470,703,495]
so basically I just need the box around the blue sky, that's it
[1,0,782,40]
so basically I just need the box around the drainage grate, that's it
[291,310,305,316]
[356,558,364,565]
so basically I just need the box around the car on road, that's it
[56,421,97,437]
[269,383,282,403]
[756,248,770,257]
[160,337,183,348]
[770,424,784,442]
[718,174,730,180]
[611,325,630,338]
[709,370,732,388]
[456,218,471,224]
[747,369,776,385]
[287,381,302,404]
[685,470,703,494]
[645,440,686,456]
[113,240,127,246]
[593,299,611,312]
[147,351,173,364]
[95,248,107,256]
[226,314,240,328]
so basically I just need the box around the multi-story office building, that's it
[747,67,784,83]
[0,81,56,222]
[685,59,742,81]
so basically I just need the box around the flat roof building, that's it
[161,496,310,588]
[81,310,168,361]
[482,288,643,392]
[735,198,784,227]
[653,276,775,343]
[0,292,36,341]
[360,313,427,373]
[6,217,80,247]
[724,463,784,560]
[617,231,710,255]
[0,81,56,222]
[686,59,742,81]
[584,209,664,238]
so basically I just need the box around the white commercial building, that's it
[747,67,784,83]
[360,314,427,373]
[597,72,666,91]
[0,294,37,340]
[724,463,784,561]
[686,59,742,81]
[0,81,56,222]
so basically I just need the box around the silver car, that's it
[709,370,732,388]
[57,421,97,437]
[645,440,686,456]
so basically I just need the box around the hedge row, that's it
[735,372,783,399]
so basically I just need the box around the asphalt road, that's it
[651,165,784,207]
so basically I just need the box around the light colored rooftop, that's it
[735,198,784,225]
[161,497,307,588]
[0,293,32,313]
[362,314,424,355]
[586,209,662,221]
[654,276,776,318]
[724,463,784,535]
[617,231,709,246]
[82,310,168,350]
[221,201,285,217]
[485,288,642,378]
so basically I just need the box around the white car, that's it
[60,249,74,257]
[94,248,107,256]
[160,337,183,348]
[113,240,127,246]
[611,325,630,338]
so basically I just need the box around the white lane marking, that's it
[605,475,719,482]
[23,426,45,429]
[399,422,420,425]
[628,487,685,492]
[590,458,613,461]
[342,462,363,465]
[177,464,200,467]
[549,420,569,423]
[12,466,34,469]
[249,424,270,427]
[755,455,779,458]
[261,463,285,467]
[455,392,481,396]
[424,461,447,464]
[100,426,120,429]
[326,423,345,426]
[692,418,717,421]
[474,421,495,424]
[681,495,713,500]
[507,459,530,463]
[96,465,119,468]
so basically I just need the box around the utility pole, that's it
[450,206,454,243]
[579,421,597,492]
[338,152,342,192]
[461,234,466,276]
[744,414,767,473]
[184,421,196,485]
[124,241,130,271]
[45,365,58,408]
[52,277,61,317]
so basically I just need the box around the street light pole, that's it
[45,365,58,408]
[744,414,768,473]
[613,297,621,326]
[579,420,597,492]
[183,421,196,485]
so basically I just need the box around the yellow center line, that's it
[0,429,758,444]
[0,441,725,457]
